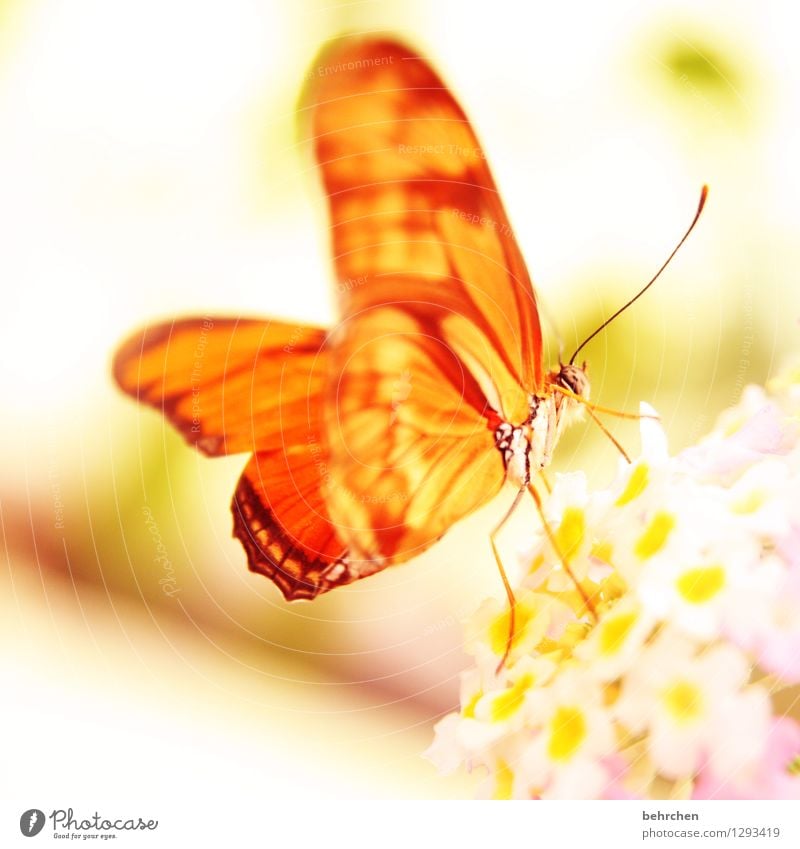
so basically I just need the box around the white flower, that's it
[424,668,501,770]
[424,714,465,775]
[465,589,573,669]
[636,528,760,641]
[472,656,556,731]
[515,669,616,799]
[680,386,799,484]
[573,597,656,682]
[520,471,610,592]
[428,365,800,800]
[723,458,794,538]
[727,556,800,685]
[615,632,767,780]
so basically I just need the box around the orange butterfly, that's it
[114,37,706,655]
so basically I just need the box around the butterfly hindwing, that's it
[323,307,506,564]
[233,450,382,600]
[114,316,366,599]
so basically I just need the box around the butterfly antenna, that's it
[569,185,708,366]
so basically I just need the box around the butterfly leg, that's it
[578,402,632,463]
[551,385,633,463]
[527,483,598,620]
[551,384,660,421]
[489,486,527,673]
[538,468,552,494]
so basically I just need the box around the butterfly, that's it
[114,36,706,645]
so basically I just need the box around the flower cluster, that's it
[426,367,800,799]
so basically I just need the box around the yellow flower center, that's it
[488,595,546,656]
[547,706,587,762]
[603,681,621,707]
[598,611,638,656]
[731,489,766,514]
[555,507,586,558]
[494,760,514,800]
[662,680,704,725]
[527,552,545,575]
[591,540,614,563]
[462,690,482,719]
[722,414,746,437]
[616,463,649,506]
[635,512,676,560]
[490,674,535,723]
[676,565,726,604]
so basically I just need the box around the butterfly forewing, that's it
[304,37,541,563]
[306,37,544,415]
[113,318,328,456]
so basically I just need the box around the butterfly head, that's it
[547,361,591,434]
[556,362,590,402]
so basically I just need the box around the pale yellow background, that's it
[1,0,798,807]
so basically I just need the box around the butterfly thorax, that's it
[492,363,590,487]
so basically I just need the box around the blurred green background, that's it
[1,0,798,803]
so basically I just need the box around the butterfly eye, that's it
[558,365,589,398]
[559,371,579,394]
